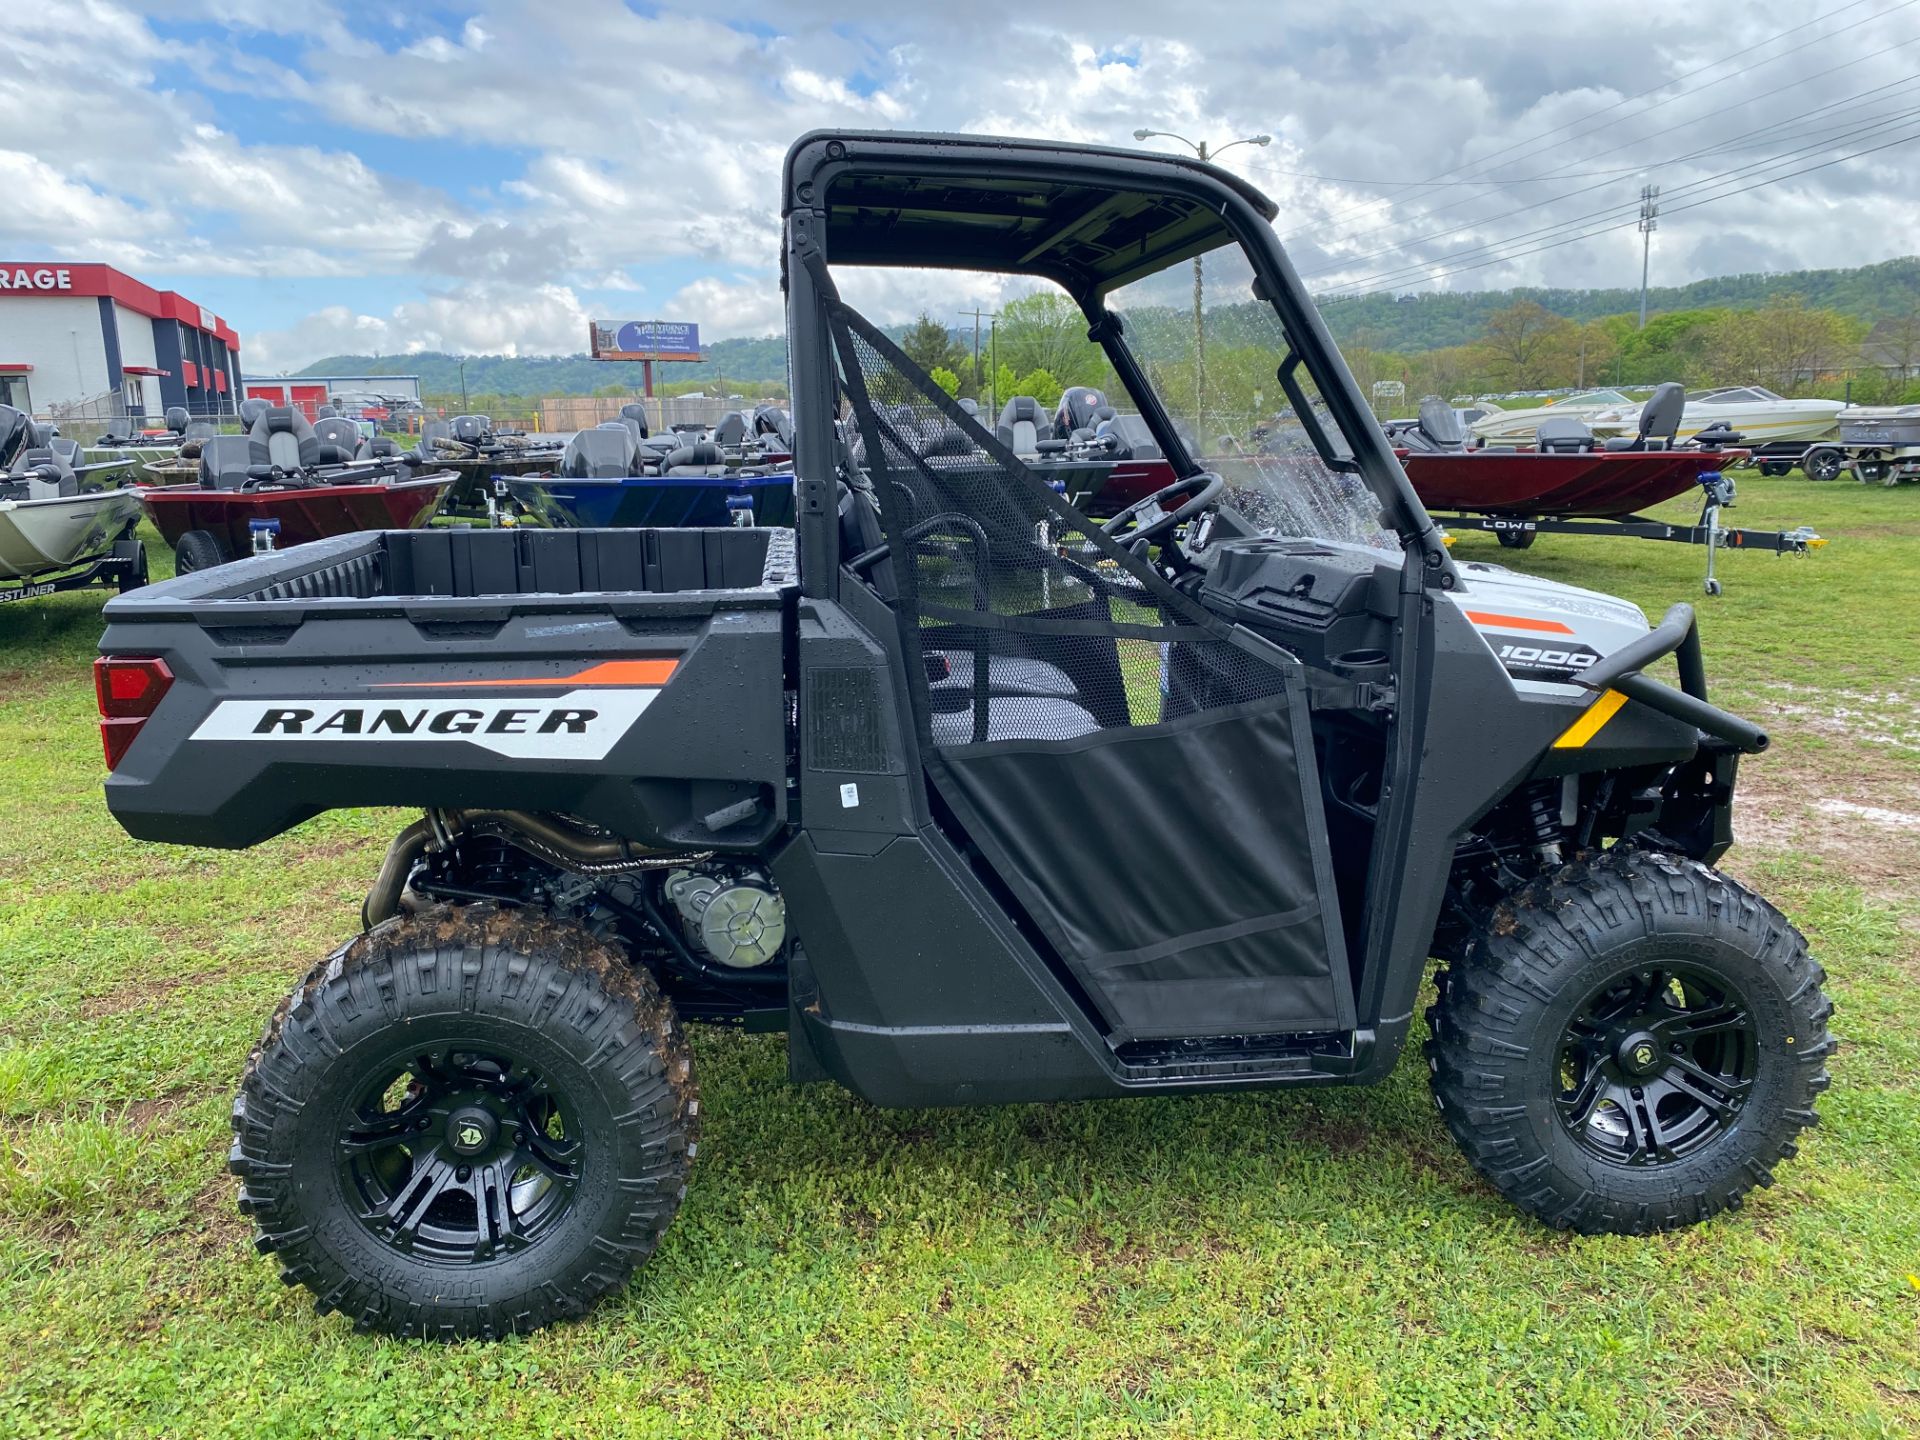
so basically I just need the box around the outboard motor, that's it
[238,397,271,429]
[0,404,26,470]
[451,414,491,444]
[1054,387,1107,438]
[163,405,190,437]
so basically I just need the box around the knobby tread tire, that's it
[1425,849,1833,1235]
[228,903,697,1340]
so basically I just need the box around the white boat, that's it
[1836,403,1920,448]
[0,405,147,599]
[1469,390,1639,444]
[0,486,144,584]
[1590,386,1845,445]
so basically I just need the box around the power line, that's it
[1313,125,1920,299]
[1303,80,1920,287]
[1275,0,1917,245]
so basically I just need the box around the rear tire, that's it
[1802,448,1843,482]
[1495,526,1536,550]
[1427,850,1831,1234]
[174,529,229,574]
[229,904,697,1339]
[113,537,148,593]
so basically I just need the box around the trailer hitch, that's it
[1578,602,1769,754]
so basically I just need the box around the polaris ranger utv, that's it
[96,132,1832,1340]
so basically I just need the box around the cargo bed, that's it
[99,526,797,850]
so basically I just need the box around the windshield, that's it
[1104,239,1393,552]
[1563,390,1631,406]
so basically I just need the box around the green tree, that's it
[1477,301,1577,389]
[997,292,1101,385]
[900,312,967,378]
[1013,367,1063,409]
[929,366,961,397]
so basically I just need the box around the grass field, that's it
[2,480,1918,1438]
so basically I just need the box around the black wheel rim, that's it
[337,1044,584,1264]
[1554,963,1757,1166]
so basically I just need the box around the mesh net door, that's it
[825,293,1353,1041]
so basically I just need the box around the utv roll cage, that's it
[779,131,1476,1073]
[779,131,1459,596]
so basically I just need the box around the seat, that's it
[199,435,254,490]
[618,402,650,447]
[562,427,632,478]
[7,445,78,499]
[995,397,1051,456]
[247,405,321,473]
[312,416,362,464]
[664,439,726,475]
[315,404,339,420]
[1603,382,1683,452]
[48,435,84,469]
[1534,416,1596,454]
[1416,396,1470,450]
[238,397,270,428]
[712,411,749,448]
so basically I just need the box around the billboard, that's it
[589,320,703,362]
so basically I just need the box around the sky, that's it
[6,0,1918,370]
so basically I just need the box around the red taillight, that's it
[93,656,173,770]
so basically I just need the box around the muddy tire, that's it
[1427,850,1832,1234]
[229,904,697,1340]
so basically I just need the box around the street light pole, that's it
[1132,128,1270,432]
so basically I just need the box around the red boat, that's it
[1399,447,1741,517]
[142,472,455,569]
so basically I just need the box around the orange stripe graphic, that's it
[1464,610,1575,636]
[373,660,678,689]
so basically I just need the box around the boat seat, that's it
[247,405,321,472]
[996,396,1052,457]
[563,427,633,479]
[312,417,361,464]
[713,411,749,447]
[1604,381,1683,453]
[664,439,727,475]
[618,402,650,446]
[1417,396,1470,449]
[199,435,254,490]
[48,436,84,469]
[8,446,78,499]
[1535,416,1596,454]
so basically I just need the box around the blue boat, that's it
[507,470,797,529]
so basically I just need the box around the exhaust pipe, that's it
[363,810,703,929]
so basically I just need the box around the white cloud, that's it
[11,0,1919,369]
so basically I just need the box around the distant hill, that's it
[1316,257,1920,352]
[293,335,792,398]
[295,258,1920,396]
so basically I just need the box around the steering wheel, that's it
[1098,471,1225,554]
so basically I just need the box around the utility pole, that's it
[1637,184,1661,331]
[1133,128,1272,427]
[957,307,995,398]
[458,358,469,411]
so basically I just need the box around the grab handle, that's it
[1579,603,1768,754]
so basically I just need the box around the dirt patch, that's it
[1734,750,1920,903]
[79,969,226,1021]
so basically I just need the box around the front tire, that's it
[1427,850,1832,1234]
[229,905,697,1339]
[1495,525,1536,550]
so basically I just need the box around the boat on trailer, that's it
[0,405,147,603]
[140,405,456,571]
[1389,388,1821,595]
